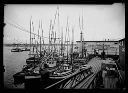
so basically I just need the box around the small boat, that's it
[21,48,30,51]
[11,48,23,52]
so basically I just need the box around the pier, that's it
[23,54,124,90]
[43,56,124,89]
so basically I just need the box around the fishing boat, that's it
[49,62,73,79]
[11,47,23,52]
[13,63,41,84]
[45,13,76,80]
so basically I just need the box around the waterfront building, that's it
[76,40,119,55]
[118,38,125,71]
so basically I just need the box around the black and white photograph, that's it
[3,3,125,90]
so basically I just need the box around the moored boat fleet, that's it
[13,7,91,87]
[12,7,116,89]
[11,43,30,52]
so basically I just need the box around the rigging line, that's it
[38,20,40,39]
[5,20,29,34]
[6,21,49,39]
[4,17,28,32]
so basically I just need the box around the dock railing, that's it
[44,67,93,89]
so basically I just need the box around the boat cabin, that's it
[46,59,57,68]
[61,64,72,71]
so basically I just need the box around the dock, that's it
[44,56,124,89]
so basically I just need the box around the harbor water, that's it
[3,45,71,89]
[4,46,29,89]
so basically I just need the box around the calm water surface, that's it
[4,46,29,89]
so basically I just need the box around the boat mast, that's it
[40,20,43,57]
[80,32,83,58]
[51,8,58,57]
[54,31,56,57]
[29,16,32,57]
[66,17,70,63]
[57,6,60,55]
[32,21,34,53]
[71,26,74,70]
[79,14,84,58]
[61,27,63,56]
[39,20,41,57]
[49,20,52,53]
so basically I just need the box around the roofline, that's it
[76,41,119,42]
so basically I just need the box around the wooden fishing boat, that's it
[48,62,74,79]
[13,64,40,84]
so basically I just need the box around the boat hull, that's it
[11,48,23,52]
[13,72,25,84]
[49,70,75,80]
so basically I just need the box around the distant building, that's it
[118,38,125,71]
[76,40,119,55]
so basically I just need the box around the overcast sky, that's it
[4,3,125,44]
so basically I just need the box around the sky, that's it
[4,3,125,44]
